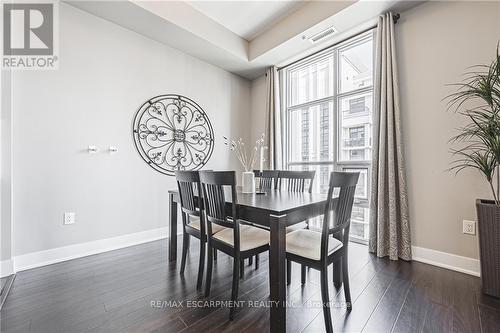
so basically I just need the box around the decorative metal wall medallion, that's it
[132,94,214,176]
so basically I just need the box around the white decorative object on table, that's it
[241,172,255,193]
[224,133,265,193]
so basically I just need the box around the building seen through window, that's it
[285,31,373,243]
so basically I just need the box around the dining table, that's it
[167,187,332,333]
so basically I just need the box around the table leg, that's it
[269,214,287,333]
[168,193,178,262]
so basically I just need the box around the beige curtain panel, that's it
[369,12,412,261]
[265,66,283,170]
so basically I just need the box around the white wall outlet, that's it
[64,212,76,225]
[463,220,476,235]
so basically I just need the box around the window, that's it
[348,97,367,114]
[284,31,374,244]
[347,126,365,147]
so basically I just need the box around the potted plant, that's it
[447,45,500,298]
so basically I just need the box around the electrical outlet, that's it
[64,212,76,225]
[463,220,476,235]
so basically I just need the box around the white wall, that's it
[9,3,251,258]
[249,1,500,263]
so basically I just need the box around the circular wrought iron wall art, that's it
[132,94,215,176]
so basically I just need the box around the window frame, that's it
[282,30,375,245]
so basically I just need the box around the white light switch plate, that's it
[64,212,76,225]
[463,220,475,235]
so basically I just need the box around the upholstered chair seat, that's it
[213,224,270,251]
[286,229,343,261]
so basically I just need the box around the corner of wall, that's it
[1,67,13,273]
[250,75,267,141]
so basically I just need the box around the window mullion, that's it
[333,49,339,171]
[287,96,334,111]
[337,86,373,99]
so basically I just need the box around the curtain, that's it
[264,66,283,170]
[369,12,412,261]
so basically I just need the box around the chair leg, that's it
[230,256,240,320]
[214,249,218,261]
[301,264,306,284]
[342,255,352,310]
[332,259,342,288]
[320,268,333,333]
[196,240,205,290]
[248,256,253,266]
[268,258,273,291]
[286,260,291,285]
[205,244,213,297]
[180,234,189,275]
[240,259,244,279]
[255,254,259,269]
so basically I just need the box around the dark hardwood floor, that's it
[1,236,499,333]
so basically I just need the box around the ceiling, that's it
[67,1,425,80]
[187,1,305,41]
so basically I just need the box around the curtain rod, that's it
[276,13,400,72]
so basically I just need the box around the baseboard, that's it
[10,230,480,278]
[412,246,480,277]
[0,259,14,278]
[13,227,168,272]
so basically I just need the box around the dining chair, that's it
[200,171,270,320]
[285,171,359,333]
[175,170,224,290]
[253,170,279,190]
[276,170,315,193]
[277,170,316,283]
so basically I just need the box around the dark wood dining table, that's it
[168,188,329,332]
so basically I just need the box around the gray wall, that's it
[249,76,267,143]
[397,0,499,259]
[10,3,251,257]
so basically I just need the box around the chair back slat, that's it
[203,183,232,228]
[175,170,201,215]
[320,172,359,260]
[277,170,315,193]
[175,171,203,230]
[178,181,196,212]
[200,171,241,248]
[254,170,279,190]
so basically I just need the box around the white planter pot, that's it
[241,172,255,193]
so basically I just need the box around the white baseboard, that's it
[412,246,480,277]
[8,229,481,278]
[13,227,168,272]
[0,259,14,278]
